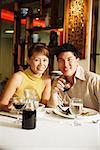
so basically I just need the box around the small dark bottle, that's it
[22,109,36,129]
[22,100,36,129]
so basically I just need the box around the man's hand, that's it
[52,77,71,92]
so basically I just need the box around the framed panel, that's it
[63,0,87,59]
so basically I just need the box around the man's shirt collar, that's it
[75,65,86,81]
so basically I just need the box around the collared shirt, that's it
[58,65,100,111]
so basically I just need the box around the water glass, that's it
[69,97,83,126]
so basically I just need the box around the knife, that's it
[0,113,17,119]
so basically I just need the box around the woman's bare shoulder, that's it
[7,71,24,87]
[12,71,24,80]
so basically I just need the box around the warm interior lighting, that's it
[35,18,39,20]
[1,9,14,22]
[33,19,46,27]
[4,30,14,34]
[1,9,45,27]
[21,19,26,25]
[58,28,63,31]
[71,0,84,15]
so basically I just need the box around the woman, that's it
[0,44,51,111]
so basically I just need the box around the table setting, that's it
[0,102,100,124]
[0,90,100,150]
[0,102,100,150]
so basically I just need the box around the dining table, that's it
[0,107,100,150]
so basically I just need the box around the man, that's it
[48,43,100,111]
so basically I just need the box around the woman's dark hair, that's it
[28,43,49,58]
[55,43,80,58]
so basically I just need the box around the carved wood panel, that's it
[64,0,87,59]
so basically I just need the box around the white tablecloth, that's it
[0,109,100,150]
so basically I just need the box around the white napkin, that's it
[79,114,100,123]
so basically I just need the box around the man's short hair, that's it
[55,43,80,58]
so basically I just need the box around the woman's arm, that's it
[41,76,51,106]
[0,72,23,111]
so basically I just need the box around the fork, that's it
[57,105,70,114]
[92,119,100,123]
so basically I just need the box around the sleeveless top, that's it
[14,68,45,102]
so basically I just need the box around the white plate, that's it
[37,103,45,111]
[53,107,98,119]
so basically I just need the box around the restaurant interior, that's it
[0,1,100,150]
[0,0,100,92]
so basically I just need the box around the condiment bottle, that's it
[22,100,36,129]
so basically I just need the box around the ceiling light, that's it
[4,30,14,34]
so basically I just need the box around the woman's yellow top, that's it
[14,68,45,102]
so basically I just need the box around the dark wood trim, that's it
[90,0,99,72]
[13,2,21,72]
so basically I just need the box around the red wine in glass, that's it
[13,101,25,124]
[13,103,25,110]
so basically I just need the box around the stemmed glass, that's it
[69,97,83,126]
[12,97,25,124]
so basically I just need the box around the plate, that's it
[0,103,45,118]
[53,107,98,119]
[81,107,98,116]
[37,103,45,112]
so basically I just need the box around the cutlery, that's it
[46,110,53,114]
[57,105,70,115]
[92,119,100,123]
[0,113,17,119]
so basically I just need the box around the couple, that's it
[0,43,100,112]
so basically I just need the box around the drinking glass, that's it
[24,88,39,100]
[69,97,83,126]
[24,88,39,109]
[12,97,25,124]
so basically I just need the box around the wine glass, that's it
[69,97,83,126]
[57,76,72,107]
[12,97,25,124]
